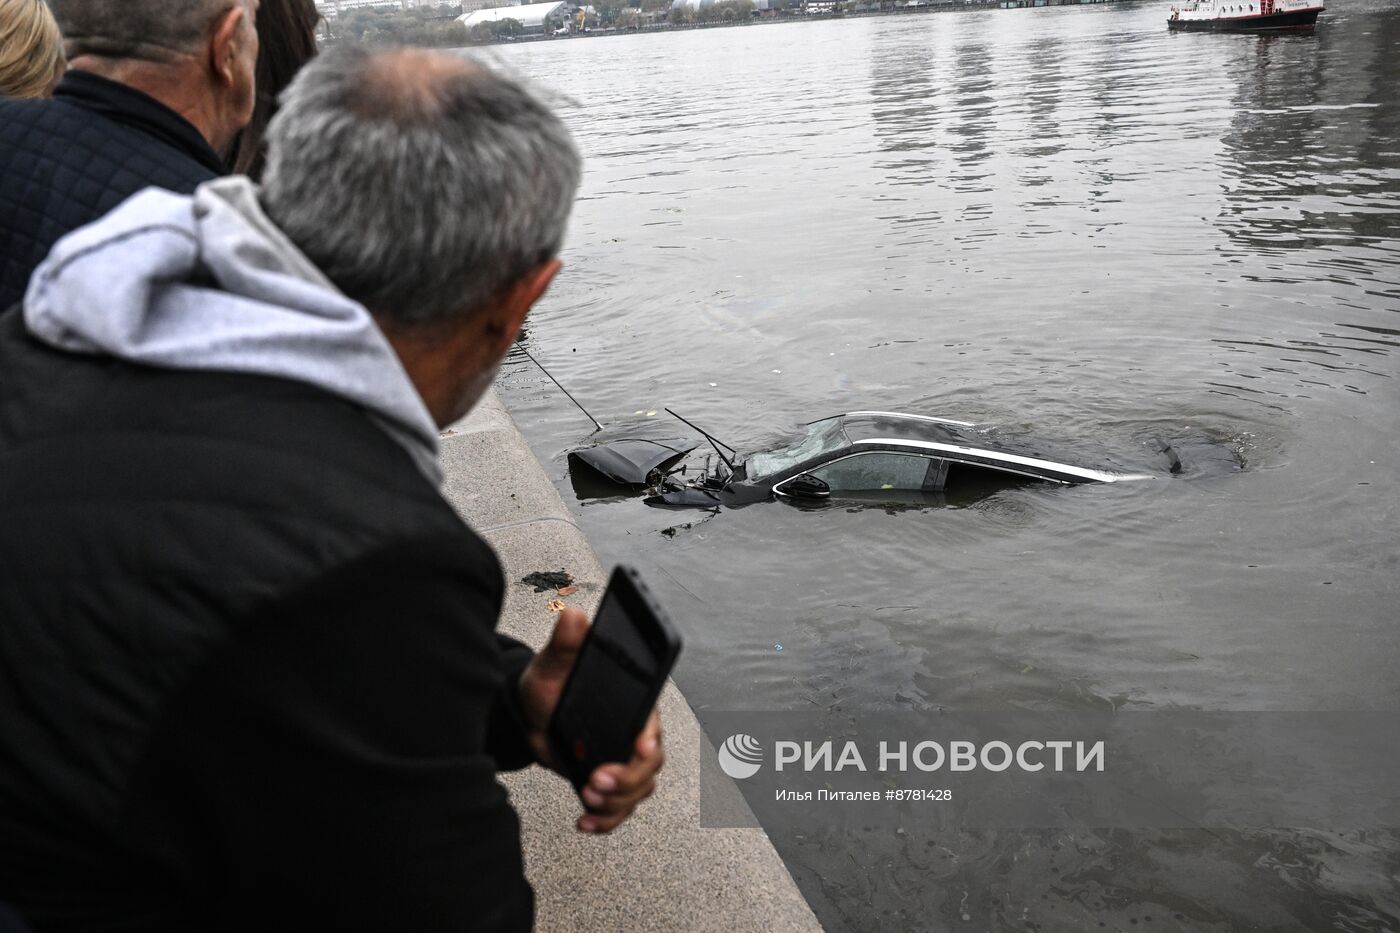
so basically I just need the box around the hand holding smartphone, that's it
[546,566,682,792]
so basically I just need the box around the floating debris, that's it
[661,522,697,538]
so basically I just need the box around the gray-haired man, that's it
[0,0,260,309]
[0,47,663,931]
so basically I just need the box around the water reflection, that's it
[1210,14,1400,406]
[1218,16,1400,250]
[869,33,938,166]
[1022,36,1067,166]
[947,40,996,181]
[1219,37,1328,252]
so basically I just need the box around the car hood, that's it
[568,438,696,486]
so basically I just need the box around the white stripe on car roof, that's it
[844,411,978,427]
[851,438,1155,483]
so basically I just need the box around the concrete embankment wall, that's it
[440,390,821,933]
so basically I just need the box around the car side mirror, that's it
[784,473,831,499]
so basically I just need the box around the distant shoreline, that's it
[329,0,1140,50]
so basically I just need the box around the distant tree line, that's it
[325,6,471,47]
[323,0,768,48]
[466,16,526,40]
[666,0,757,23]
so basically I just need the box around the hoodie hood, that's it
[24,177,441,485]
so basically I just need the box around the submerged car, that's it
[571,410,1159,510]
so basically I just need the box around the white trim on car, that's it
[843,411,978,427]
[850,439,1156,483]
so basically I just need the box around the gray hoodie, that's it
[23,177,441,485]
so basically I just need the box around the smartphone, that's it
[547,565,682,791]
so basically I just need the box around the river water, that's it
[492,3,1400,929]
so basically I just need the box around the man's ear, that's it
[488,259,563,357]
[207,4,247,87]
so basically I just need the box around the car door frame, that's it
[771,448,949,499]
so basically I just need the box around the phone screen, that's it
[551,576,669,785]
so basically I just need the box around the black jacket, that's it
[0,310,537,932]
[0,72,226,311]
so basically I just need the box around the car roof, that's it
[835,411,982,446]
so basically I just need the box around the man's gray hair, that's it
[49,0,243,61]
[261,47,582,331]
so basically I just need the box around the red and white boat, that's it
[1168,0,1322,31]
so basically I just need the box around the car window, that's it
[807,452,939,492]
[746,418,850,480]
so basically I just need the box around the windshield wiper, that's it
[665,408,738,484]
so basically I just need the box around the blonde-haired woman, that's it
[0,0,64,99]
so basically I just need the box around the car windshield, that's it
[745,418,849,480]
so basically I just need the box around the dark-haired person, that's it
[229,0,318,179]
[0,0,258,310]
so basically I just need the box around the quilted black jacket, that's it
[0,309,537,932]
[0,72,226,311]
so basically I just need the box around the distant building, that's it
[316,0,454,15]
[458,0,569,32]
[457,0,525,12]
[317,0,395,16]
